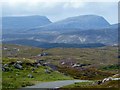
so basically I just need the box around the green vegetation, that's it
[2,44,119,89]
[3,44,118,66]
[2,58,72,89]
[100,64,120,70]
[58,66,114,80]
[62,81,94,88]
[62,80,119,88]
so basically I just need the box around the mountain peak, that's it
[64,15,110,26]
[37,14,111,32]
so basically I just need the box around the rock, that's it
[102,77,113,83]
[45,69,51,74]
[17,49,20,51]
[2,64,10,72]
[40,53,48,56]
[42,63,47,66]
[37,63,41,67]
[3,47,8,50]
[37,54,41,57]
[2,67,10,72]
[102,78,107,83]
[112,74,120,78]
[46,64,57,71]
[16,61,22,64]
[35,60,44,64]
[97,80,102,85]
[16,74,18,76]
[72,64,80,67]
[61,62,65,65]
[9,62,15,65]
[2,67,6,72]
[14,63,22,69]
[33,63,41,68]
[28,74,34,78]
[3,64,8,67]
[31,68,36,72]
[43,53,48,56]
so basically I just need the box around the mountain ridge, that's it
[26,15,111,33]
[2,15,118,46]
[2,15,52,34]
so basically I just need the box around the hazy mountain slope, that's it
[2,15,52,33]
[3,39,106,48]
[28,15,111,33]
[3,23,118,46]
[53,24,118,45]
[2,15,118,46]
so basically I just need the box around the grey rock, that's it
[45,69,51,74]
[28,74,34,78]
[16,61,23,64]
[14,63,22,69]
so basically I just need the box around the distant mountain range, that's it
[3,39,106,48]
[2,15,51,33]
[27,15,111,33]
[2,15,119,48]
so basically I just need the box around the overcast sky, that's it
[1,0,119,24]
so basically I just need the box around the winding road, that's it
[24,80,91,89]
[19,78,120,90]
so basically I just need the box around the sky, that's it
[1,0,119,24]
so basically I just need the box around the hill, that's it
[3,39,106,48]
[2,15,52,34]
[2,15,118,46]
[29,15,110,33]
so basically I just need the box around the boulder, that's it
[37,63,41,67]
[45,69,51,74]
[16,61,22,64]
[28,74,34,78]
[112,74,120,78]
[33,63,41,68]
[97,80,102,85]
[102,77,113,83]
[2,67,10,72]
[2,67,6,72]
[3,47,8,50]
[2,64,10,72]
[14,63,22,69]
[31,68,36,72]
[3,64,8,67]
[61,62,65,65]
[72,64,80,67]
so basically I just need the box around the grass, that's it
[2,44,119,89]
[61,80,120,88]
[58,66,114,80]
[100,64,120,70]
[3,44,118,66]
[62,81,94,88]
[2,58,73,89]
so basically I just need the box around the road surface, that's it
[23,80,91,89]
